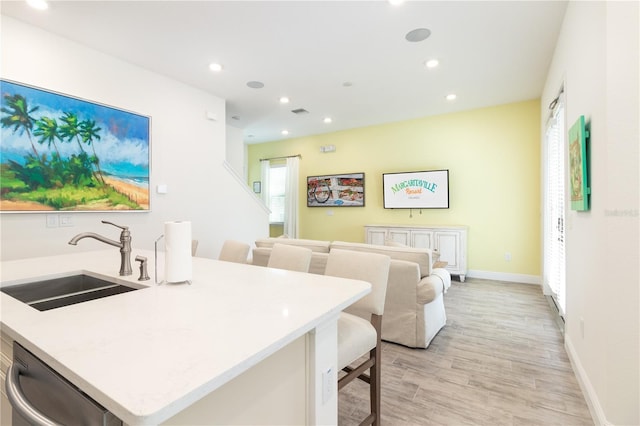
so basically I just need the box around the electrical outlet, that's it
[580,317,585,338]
[504,252,512,262]
[322,366,334,404]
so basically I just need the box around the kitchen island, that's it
[0,250,370,425]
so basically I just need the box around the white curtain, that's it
[543,91,566,316]
[260,159,270,206]
[284,156,299,238]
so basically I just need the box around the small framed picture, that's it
[253,181,261,193]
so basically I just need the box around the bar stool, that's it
[324,248,391,426]
[218,240,250,264]
[267,243,313,272]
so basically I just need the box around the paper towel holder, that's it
[154,233,192,285]
[154,234,164,285]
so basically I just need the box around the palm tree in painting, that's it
[79,119,105,184]
[0,94,41,159]
[34,117,62,158]
[58,112,85,153]
[59,112,102,185]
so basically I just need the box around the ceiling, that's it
[1,1,567,144]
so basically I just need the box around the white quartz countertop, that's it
[0,249,370,425]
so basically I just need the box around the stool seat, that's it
[338,312,377,370]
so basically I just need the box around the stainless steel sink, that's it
[1,274,139,311]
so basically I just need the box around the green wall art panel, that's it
[568,115,590,211]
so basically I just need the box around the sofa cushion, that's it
[384,239,408,247]
[251,247,271,267]
[255,237,330,253]
[330,241,433,278]
[385,239,441,263]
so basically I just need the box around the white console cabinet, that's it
[365,224,468,282]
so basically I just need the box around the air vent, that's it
[291,108,309,115]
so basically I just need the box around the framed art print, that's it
[307,172,364,207]
[1,79,150,212]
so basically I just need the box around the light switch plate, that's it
[59,215,74,227]
[46,215,59,228]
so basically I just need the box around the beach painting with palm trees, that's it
[0,79,150,212]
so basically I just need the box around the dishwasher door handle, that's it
[5,363,63,426]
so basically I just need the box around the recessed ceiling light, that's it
[247,81,265,89]
[446,94,457,101]
[27,0,48,10]
[425,59,439,69]
[405,28,431,43]
[388,0,405,5]
[209,63,223,72]
[281,130,289,136]
[279,97,290,104]
[323,117,333,124]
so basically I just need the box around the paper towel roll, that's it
[164,221,192,283]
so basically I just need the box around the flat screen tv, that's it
[383,170,449,209]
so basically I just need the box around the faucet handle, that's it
[102,220,128,231]
[135,255,150,281]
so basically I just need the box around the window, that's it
[544,90,566,316]
[268,165,286,223]
[260,156,300,238]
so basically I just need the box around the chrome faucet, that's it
[69,220,132,276]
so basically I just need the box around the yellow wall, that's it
[248,100,541,275]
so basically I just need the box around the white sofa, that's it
[252,237,451,349]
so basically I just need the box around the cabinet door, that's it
[387,229,411,246]
[434,231,460,269]
[411,230,434,249]
[366,228,387,246]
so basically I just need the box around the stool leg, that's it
[370,314,383,426]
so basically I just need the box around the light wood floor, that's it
[338,278,594,425]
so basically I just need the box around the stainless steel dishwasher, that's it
[5,342,122,426]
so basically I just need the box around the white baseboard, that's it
[465,269,541,285]
[565,337,610,426]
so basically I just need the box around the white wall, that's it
[0,17,269,261]
[541,2,639,425]
[225,124,246,178]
